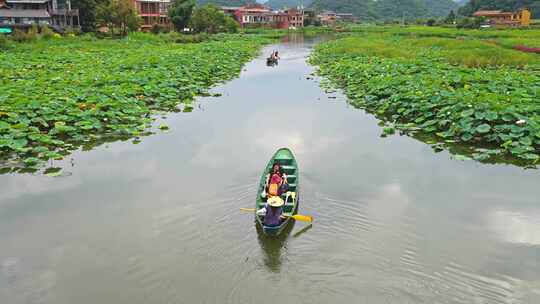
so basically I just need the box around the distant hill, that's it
[458,0,540,18]
[422,0,460,17]
[309,0,459,20]
[199,0,540,21]
[310,0,378,19]
[453,0,468,6]
[264,0,312,9]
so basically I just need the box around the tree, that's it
[72,0,107,32]
[304,10,320,26]
[96,0,115,34]
[96,0,140,36]
[445,10,456,24]
[169,0,195,31]
[190,4,239,34]
[224,14,240,33]
[116,0,140,36]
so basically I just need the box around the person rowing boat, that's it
[257,196,286,227]
[267,51,280,66]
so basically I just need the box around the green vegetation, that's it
[96,0,141,36]
[0,33,271,172]
[4,25,63,45]
[170,0,196,31]
[169,1,240,34]
[159,31,211,43]
[12,26,39,43]
[341,26,540,66]
[265,0,312,10]
[72,0,104,32]
[190,4,240,34]
[0,35,7,49]
[311,26,540,166]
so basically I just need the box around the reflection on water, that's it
[256,221,295,273]
[1,34,540,304]
[292,223,312,238]
[488,209,540,246]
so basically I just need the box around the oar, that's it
[240,208,313,223]
[293,223,313,238]
[290,214,313,223]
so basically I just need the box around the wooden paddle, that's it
[240,208,313,223]
[290,214,313,223]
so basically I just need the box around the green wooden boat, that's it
[255,148,299,236]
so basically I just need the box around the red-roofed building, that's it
[286,8,303,28]
[271,11,288,29]
[233,3,271,27]
[221,4,305,29]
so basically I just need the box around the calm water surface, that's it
[1,35,540,304]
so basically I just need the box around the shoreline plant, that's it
[0,33,272,173]
[311,28,540,167]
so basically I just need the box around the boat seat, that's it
[275,158,293,166]
[283,192,296,203]
[281,165,296,174]
[286,175,297,183]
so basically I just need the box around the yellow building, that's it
[515,8,531,26]
[473,8,531,27]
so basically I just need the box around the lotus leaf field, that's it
[311,27,540,167]
[0,33,270,172]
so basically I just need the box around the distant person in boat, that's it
[269,51,280,61]
[265,163,288,197]
[257,196,285,227]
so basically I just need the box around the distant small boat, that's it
[266,57,278,66]
[255,148,299,236]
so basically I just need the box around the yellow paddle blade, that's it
[240,208,256,212]
[291,214,313,223]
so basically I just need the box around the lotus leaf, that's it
[475,124,491,134]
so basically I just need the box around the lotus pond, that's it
[2,35,540,304]
[311,27,540,167]
[0,33,270,173]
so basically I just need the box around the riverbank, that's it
[0,32,272,172]
[311,26,540,166]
